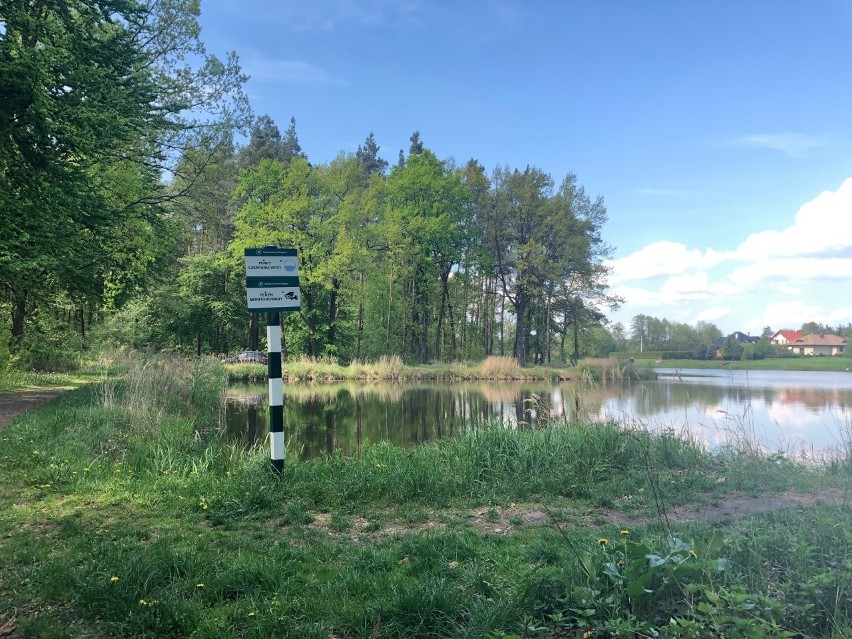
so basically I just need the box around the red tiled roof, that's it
[774,329,803,341]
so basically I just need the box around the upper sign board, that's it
[244,247,299,278]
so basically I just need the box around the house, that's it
[788,333,847,357]
[770,329,803,345]
[711,331,760,358]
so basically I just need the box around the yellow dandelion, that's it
[199,502,208,510]
[597,538,608,546]
[196,582,205,588]
[248,611,255,617]
[110,576,120,583]
[620,529,630,536]
[139,599,148,606]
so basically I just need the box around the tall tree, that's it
[0,0,250,348]
[355,132,388,181]
[486,166,611,366]
[237,115,287,169]
[383,149,471,363]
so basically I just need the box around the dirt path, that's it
[302,489,848,540]
[0,389,64,432]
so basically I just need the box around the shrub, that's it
[9,310,83,371]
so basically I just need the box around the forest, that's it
[0,0,618,370]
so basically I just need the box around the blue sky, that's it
[198,1,852,336]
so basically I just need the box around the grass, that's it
[225,355,653,384]
[638,357,852,372]
[0,368,98,392]
[1,351,850,638]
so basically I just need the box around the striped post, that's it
[267,311,284,473]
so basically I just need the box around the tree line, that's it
[616,315,852,360]
[1,0,616,369]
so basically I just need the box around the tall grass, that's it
[226,355,570,383]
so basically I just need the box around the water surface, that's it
[225,369,852,459]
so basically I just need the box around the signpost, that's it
[244,247,301,473]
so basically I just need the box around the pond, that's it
[224,369,852,460]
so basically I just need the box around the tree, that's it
[408,131,424,156]
[237,114,305,171]
[237,115,287,169]
[383,149,471,363]
[0,0,250,349]
[486,167,612,365]
[722,337,744,361]
[355,132,388,181]
[282,116,307,165]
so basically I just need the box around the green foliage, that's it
[742,340,777,360]
[9,309,83,372]
[1,0,249,358]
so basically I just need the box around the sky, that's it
[197,1,852,337]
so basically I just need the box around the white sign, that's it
[244,254,299,278]
[246,286,301,311]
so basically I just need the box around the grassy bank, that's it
[1,353,850,638]
[0,368,100,393]
[226,355,652,384]
[636,357,852,372]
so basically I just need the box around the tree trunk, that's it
[573,313,580,366]
[10,290,26,349]
[328,277,340,350]
[356,272,365,359]
[435,266,450,360]
[499,289,505,357]
[513,293,528,366]
[447,298,458,358]
[460,262,469,358]
[386,270,393,348]
[249,313,259,350]
[545,292,552,364]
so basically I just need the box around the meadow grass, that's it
[1,352,850,638]
[226,354,573,384]
[638,357,852,372]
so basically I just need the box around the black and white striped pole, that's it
[245,247,301,474]
[267,311,284,472]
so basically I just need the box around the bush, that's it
[9,310,83,371]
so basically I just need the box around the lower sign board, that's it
[246,286,301,312]
[245,276,301,312]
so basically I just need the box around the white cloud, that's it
[826,307,852,323]
[729,257,852,290]
[243,54,346,86]
[607,241,727,284]
[693,306,732,323]
[606,178,852,331]
[735,177,852,260]
[748,301,827,334]
[731,132,824,158]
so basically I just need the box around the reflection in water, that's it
[224,370,852,459]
